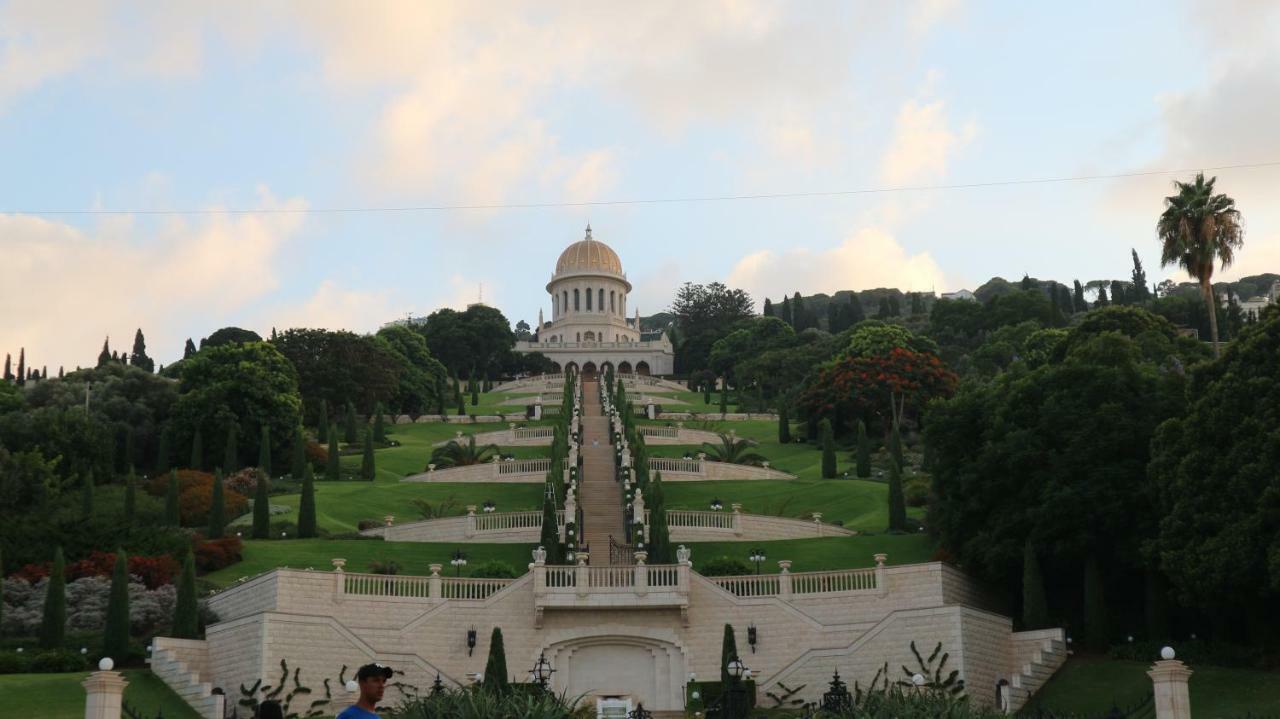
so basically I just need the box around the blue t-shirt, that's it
[336,706,380,719]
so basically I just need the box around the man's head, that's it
[355,663,393,705]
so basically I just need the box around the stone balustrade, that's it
[402,458,550,483]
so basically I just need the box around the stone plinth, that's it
[82,670,128,719]
[1147,659,1193,719]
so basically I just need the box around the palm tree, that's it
[429,435,499,469]
[700,433,769,466]
[1157,172,1244,356]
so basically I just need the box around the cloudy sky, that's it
[2,0,1278,368]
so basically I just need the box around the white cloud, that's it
[880,90,977,186]
[260,281,398,336]
[726,227,950,308]
[0,189,307,369]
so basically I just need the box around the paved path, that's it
[577,379,625,563]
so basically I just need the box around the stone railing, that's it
[649,457,797,481]
[402,460,548,483]
[706,558,886,599]
[515,426,555,439]
[640,426,679,439]
[532,555,694,625]
[473,509,566,532]
[706,573,782,597]
[651,457,702,473]
[666,510,735,529]
[498,458,552,476]
[340,568,517,601]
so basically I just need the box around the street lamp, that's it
[725,657,749,719]
[450,549,468,577]
[530,651,555,690]
[710,498,723,511]
[749,548,766,575]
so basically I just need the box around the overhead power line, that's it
[8,160,1279,216]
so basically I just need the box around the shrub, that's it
[178,480,248,527]
[469,560,518,579]
[30,649,88,673]
[369,560,400,575]
[193,537,244,573]
[904,478,929,507]
[13,552,177,590]
[304,441,327,469]
[357,519,382,531]
[696,557,752,577]
[0,651,32,674]
[223,467,260,497]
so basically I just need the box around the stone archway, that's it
[550,361,562,374]
[617,361,633,375]
[582,361,598,378]
[543,635,687,713]
[600,361,614,376]
[564,362,579,376]
[635,361,651,376]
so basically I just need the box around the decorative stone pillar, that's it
[82,659,128,719]
[563,489,577,543]
[465,506,477,538]
[508,423,517,443]
[812,513,823,537]
[874,553,888,596]
[429,564,443,598]
[634,552,649,596]
[731,503,743,536]
[384,515,394,527]
[1148,652,1193,719]
[778,560,793,599]
[576,554,590,596]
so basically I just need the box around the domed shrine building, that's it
[515,226,674,376]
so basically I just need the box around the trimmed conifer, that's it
[855,420,871,477]
[720,624,738,685]
[435,376,446,415]
[344,401,357,444]
[190,427,203,470]
[39,547,67,648]
[156,425,171,474]
[471,385,479,406]
[819,419,836,479]
[778,405,791,444]
[360,427,375,480]
[317,400,329,443]
[1084,555,1108,651]
[539,490,562,564]
[130,328,155,372]
[457,390,466,416]
[258,425,271,475]
[646,472,671,563]
[183,338,197,359]
[291,427,306,479]
[2,353,9,382]
[124,468,137,523]
[223,422,239,473]
[887,456,907,532]
[1022,539,1049,630]
[102,549,130,659]
[372,403,386,443]
[703,382,711,405]
[889,422,904,470]
[298,463,317,538]
[483,627,509,690]
[252,473,270,539]
[172,549,198,639]
[327,425,340,480]
[208,469,226,539]
[718,379,728,415]
[82,471,95,517]
[165,469,180,526]
[15,348,24,386]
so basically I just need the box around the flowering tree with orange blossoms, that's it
[798,347,958,435]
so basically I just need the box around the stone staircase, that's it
[147,640,225,719]
[1006,629,1068,712]
[578,379,625,562]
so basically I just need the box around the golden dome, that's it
[555,225,623,276]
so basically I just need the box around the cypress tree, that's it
[172,549,198,639]
[855,420,871,478]
[327,425,340,481]
[849,295,865,323]
[360,427,376,480]
[780,296,792,326]
[703,381,711,405]
[471,384,479,406]
[452,372,462,404]
[877,296,892,319]
[208,469,226,539]
[15,348,24,386]
[720,624,738,685]
[457,390,466,416]
[483,627,509,690]
[252,473,270,539]
[165,469,180,526]
[124,467,137,523]
[298,463,317,538]
[435,376,446,415]
[82,471,95,517]
[291,427,306,479]
[539,490,562,564]
[223,421,239,473]
[1073,280,1086,311]
[718,379,728,415]
[2,353,9,381]
[372,403,386,443]
[888,294,901,316]
[889,422,905,470]
[258,425,271,476]
[102,549,130,659]
[819,419,836,479]
[58,366,64,379]
[190,427,203,470]
[1021,540,1049,630]
[792,292,807,329]
[1083,555,1108,651]
[646,472,671,563]
[130,328,154,372]
[317,400,329,443]
[98,338,111,367]
[887,455,907,532]
[39,547,66,648]
[344,401,357,444]
[778,405,791,444]
[156,424,171,474]
[763,297,773,317]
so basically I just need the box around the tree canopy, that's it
[418,305,516,377]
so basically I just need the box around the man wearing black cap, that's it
[337,663,393,718]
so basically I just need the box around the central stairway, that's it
[577,378,626,562]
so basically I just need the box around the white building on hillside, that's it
[941,288,976,301]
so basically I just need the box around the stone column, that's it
[465,506,477,538]
[576,554,590,596]
[874,553,888,596]
[732,503,743,537]
[508,423,517,443]
[777,560,793,599]
[1148,655,1193,719]
[429,564,442,599]
[82,661,128,719]
[332,558,347,597]
[812,513,823,537]
[634,552,649,596]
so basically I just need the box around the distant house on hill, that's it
[940,289,976,302]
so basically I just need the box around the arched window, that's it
[598,288,604,312]
[576,332,581,342]
[584,331,596,341]
[563,290,569,314]
[610,291,616,313]
[553,294,558,317]
[586,287,593,311]
[573,289,580,311]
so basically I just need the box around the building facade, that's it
[514,226,675,376]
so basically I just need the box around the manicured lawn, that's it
[343,420,553,481]
[664,478,921,530]
[685,533,934,574]
[204,539,537,588]
[0,669,201,719]
[229,481,545,532]
[647,390,741,413]
[1026,655,1280,716]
